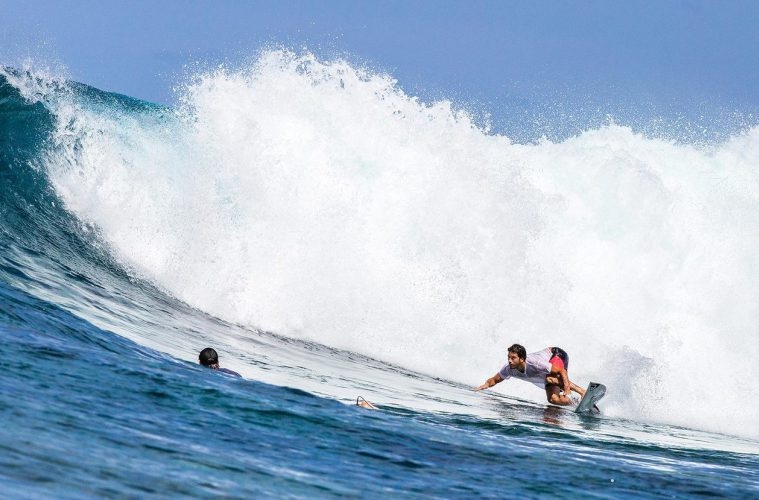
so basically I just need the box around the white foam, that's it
[31,50,759,439]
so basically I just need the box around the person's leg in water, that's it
[356,396,378,410]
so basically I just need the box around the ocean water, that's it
[1,52,758,497]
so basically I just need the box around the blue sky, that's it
[3,1,758,139]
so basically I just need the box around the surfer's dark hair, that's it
[508,344,527,360]
[199,347,219,367]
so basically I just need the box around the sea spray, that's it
[14,50,759,438]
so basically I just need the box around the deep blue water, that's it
[1,68,758,498]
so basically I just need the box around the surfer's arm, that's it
[474,373,503,391]
[550,365,571,395]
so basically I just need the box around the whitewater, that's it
[2,50,758,497]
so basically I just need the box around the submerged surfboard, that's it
[574,382,606,414]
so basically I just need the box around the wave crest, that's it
[5,51,759,438]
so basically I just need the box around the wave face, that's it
[2,51,759,439]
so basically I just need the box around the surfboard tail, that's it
[574,382,606,414]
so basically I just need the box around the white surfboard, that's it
[574,382,606,414]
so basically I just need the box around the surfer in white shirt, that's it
[474,344,585,406]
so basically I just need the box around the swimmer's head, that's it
[199,347,219,368]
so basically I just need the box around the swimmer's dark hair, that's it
[508,344,527,360]
[199,347,219,368]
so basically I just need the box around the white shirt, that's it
[498,348,553,388]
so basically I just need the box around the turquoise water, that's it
[2,62,759,497]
